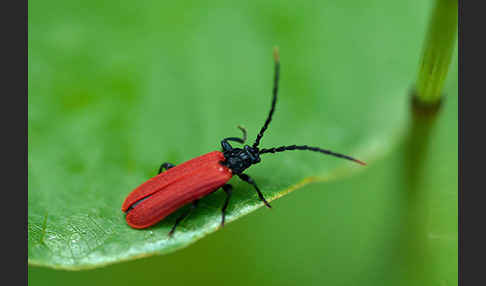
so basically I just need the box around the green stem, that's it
[415,0,457,107]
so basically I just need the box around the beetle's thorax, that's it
[222,145,261,174]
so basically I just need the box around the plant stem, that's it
[415,0,457,108]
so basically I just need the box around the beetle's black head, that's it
[222,145,260,174]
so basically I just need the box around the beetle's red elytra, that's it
[122,151,231,229]
[122,48,365,235]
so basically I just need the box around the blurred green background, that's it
[28,0,457,285]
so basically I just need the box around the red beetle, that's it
[122,48,365,235]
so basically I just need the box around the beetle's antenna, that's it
[259,145,366,166]
[253,47,280,149]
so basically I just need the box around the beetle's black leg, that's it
[221,140,233,152]
[237,174,271,208]
[158,162,176,174]
[168,200,199,236]
[223,137,244,144]
[220,184,233,227]
[221,126,248,151]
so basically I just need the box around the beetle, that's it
[122,48,365,235]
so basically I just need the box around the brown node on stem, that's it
[410,88,443,118]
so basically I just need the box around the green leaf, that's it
[29,0,436,269]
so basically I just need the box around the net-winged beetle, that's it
[122,48,365,235]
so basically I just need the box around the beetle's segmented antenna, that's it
[253,47,280,149]
[259,145,366,165]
